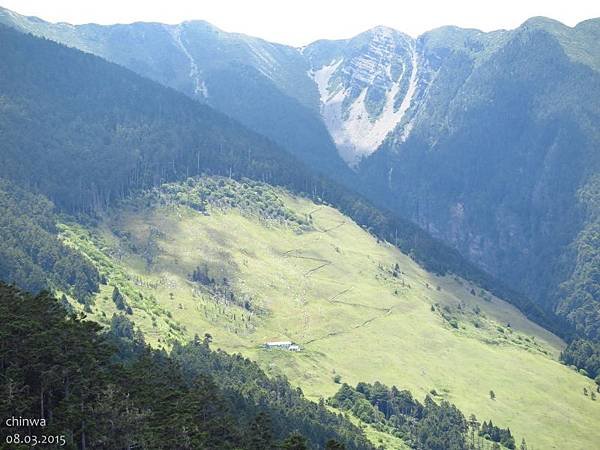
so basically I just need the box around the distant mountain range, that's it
[1,5,599,340]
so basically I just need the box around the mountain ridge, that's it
[0,21,560,336]
[2,6,595,339]
[2,6,599,168]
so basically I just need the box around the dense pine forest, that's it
[0,180,100,297]
[328,383,523,450]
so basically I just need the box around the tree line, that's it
[0,282,371,449]
[328,381,523,450]
[0,179,99,299]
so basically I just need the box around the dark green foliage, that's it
[325,439,346,450]
[111,286,130,312]
[0,283,372,449]
[245,412,276,450]
[192,264,214,286]
[560,338,600,379]
[328,382,518,450]
[189,260,254,312]
[144,177,311,230]
[557,176,600,340]
[60,293,75,314]
[281,433,309,450]
[171,341,373,449]
[0,284,142,449]
[479,421,515,449]
[110,314,136,340]
[0,179,99,297]
[328,382,464,449]
[416,397,468,450]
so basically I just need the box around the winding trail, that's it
[303,263,331,277]
[321,221,346,233]
[303,303,401,345]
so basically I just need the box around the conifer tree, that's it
[281,433,309,450]
[326,439,346,449]
[246,412,276,450]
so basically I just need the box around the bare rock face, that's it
[305,27,420,166]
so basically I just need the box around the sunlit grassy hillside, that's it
[61,177,600,450]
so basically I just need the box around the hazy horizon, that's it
[2,0,599,46]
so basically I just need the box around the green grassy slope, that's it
[62,178,600,450]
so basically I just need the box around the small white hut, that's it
[264,341,301,351]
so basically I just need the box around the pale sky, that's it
[2,0,599,46]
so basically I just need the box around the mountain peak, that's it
[520,16,570,31]
[357,25,412,43]
[575,17,600,30]
[367,25,400,36]
[179,19,221,32]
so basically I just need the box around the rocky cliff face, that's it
[305,27,419,166]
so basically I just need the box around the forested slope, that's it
[0,282,372,449]
[0,9,353,182]
[0,180,99,297]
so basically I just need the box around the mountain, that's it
[0,22,558,334]
[304,26,418,166]
[2,8,597,343]
[0,7,352,180]
[1,11,599,450]
[356,19,600,340]
[304,19,600,343]
[0,21,308,212]
[303,27,419,166]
